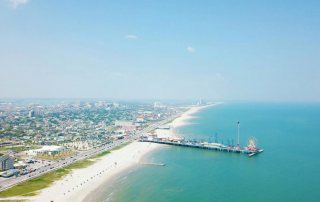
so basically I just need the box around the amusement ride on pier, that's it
[140,121,264,157]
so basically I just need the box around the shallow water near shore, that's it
[94,103,320,202]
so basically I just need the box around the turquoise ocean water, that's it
[94,103,320,202]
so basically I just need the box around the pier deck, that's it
[140,139,263,157]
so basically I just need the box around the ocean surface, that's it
[94,103,320,202]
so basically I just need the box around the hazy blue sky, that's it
[1,0,319,101]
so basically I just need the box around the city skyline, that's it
[1,0,320,101]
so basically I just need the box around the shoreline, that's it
[83,144,166,202]
[1,104,217,202]
[171,103,218,130]
[156,103,218,139]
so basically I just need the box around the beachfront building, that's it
[0,156,14,171]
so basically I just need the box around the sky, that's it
[0,0,320,101]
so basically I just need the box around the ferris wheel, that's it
[247,137,258,148]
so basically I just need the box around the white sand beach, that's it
[155,104,217,139]
[3,104,217,202]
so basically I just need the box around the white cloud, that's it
[187,46,195,53]
[8,0,29,8]
[125,34,138,40]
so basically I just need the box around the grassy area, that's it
[0,141,133,198]
[64,159,95,170]
[36,151,76,161]
[0,145,40,153]
[110,141,132,151]
[0,167,70,197]
[91,150,110,159]
[0,157,99,197]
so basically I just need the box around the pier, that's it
[141,121,263,157]
[140,138,263,157]
[141,162,166,166]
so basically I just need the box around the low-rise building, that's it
[115,120,134,127]
[14,161,28,169]
[1,169,19,178]
[0,156,14,171]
